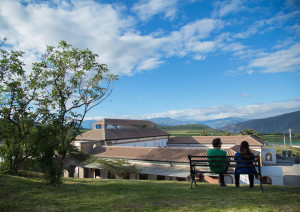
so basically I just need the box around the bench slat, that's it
[188,154,263,192]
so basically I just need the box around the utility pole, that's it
[283,131,286,151]
[289,128,293,156]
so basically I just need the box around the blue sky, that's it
[1,0,300,121]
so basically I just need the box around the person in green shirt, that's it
[207,138,228,186]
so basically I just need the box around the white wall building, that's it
[261,148,277,165]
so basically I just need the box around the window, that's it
[139,174,148,180]
[84,168,89,178]
[95,169,101,178]
[266,153,272,161]
[157,175,165,180]
[96,124,102,129]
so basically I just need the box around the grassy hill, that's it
[1,172,299,211]
[220,110,300,134]
[158,124,224,136]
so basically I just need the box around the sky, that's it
[1,0,300,122]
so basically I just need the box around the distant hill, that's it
[82,117,246,129]
[158,124,224,135]
[198,117,247,129]
[147,118,189,126]
[148,117,246,128]
[219,110,300,134]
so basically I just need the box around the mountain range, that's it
[146,117,247,128]
[81,117,245,129]
[219,110,300,134]
[81,110,300,134]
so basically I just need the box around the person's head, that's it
[240,141,251,154]
[212,138,222,149]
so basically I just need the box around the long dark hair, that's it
[240,141,253,160]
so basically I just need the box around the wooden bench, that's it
[188,155,263,191]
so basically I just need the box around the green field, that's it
[260,133,300,145]
[158,124,224,136]
[0,172,300,212]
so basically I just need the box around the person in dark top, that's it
[234,141,258,188]
[207,138,228,187]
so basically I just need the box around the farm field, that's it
[158,124,225,136]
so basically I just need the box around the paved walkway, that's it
[281,165,300,186]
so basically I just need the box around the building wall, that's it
[261,148,276,165]
[107,137,168,148]
[75,141,103,153]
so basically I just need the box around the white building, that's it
[69,118,284,187]
[74,119,170,153]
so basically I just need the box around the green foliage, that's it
[85,155,140,179]
[1,39,117,184]
[199,132,210,136]
[0,39,42,174]
[240,129,260,138]
[223,132,232,136]
[30,41,118,184]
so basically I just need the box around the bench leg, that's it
[190,172,196,189]
[259,174,263,192]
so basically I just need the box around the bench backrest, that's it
[188,155,261,168]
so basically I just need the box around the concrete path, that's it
[281,165,300,186]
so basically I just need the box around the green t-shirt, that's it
[206,148,227,173]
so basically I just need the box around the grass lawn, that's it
[1,172,300,212]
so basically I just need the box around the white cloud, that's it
[0,0,223,76]
[136,57,164,71]
[132,0,177,21]
[166,19,222,57]
[2,0,297,78]
[88,98,300,121]
[249,43,300,73]
[273,38,294,49]
[224,66,254,76]
[234,11,300,39]
[213,0,245,18]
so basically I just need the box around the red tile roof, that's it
[105,128,169,140]
[168,136,264,146]
[89,146,237,163]
[76,129,105,141]
[93,118,156,126]
[76,128,169,141]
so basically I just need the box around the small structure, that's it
[261,148,277,165]
[261,166,283,185]
[74,119,170,153]
[68,119,277,185]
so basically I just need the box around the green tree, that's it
[199,132,210,136]
[223,132,232,136]
[240,129,260,138]
[32,41,118,184]
[86,156,140,179]
[0,39,41,174]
